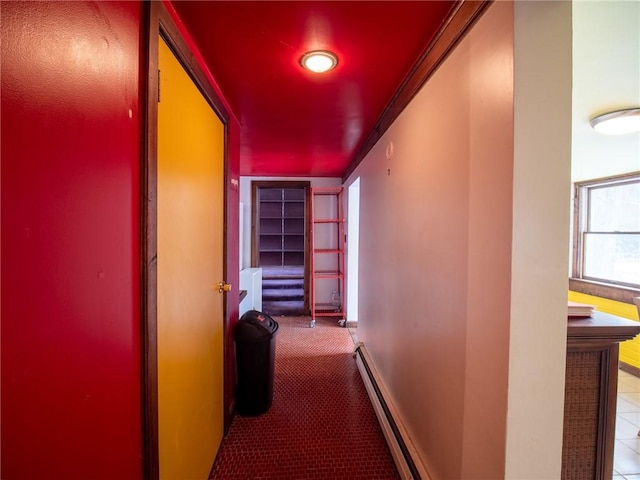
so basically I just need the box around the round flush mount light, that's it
[590,108,640,135]
[300,50,338,73]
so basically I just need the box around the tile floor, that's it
[614,370,640,479]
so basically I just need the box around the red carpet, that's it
[210,316,399,479]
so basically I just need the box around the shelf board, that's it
[314,271,343,279]
[313,306,344,317]
[313,218,344,224]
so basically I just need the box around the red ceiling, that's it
[170,1,457,177]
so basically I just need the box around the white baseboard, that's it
[354,342,430,480]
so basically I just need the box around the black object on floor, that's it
[234,310,279,416]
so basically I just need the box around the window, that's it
[573,172,640,291]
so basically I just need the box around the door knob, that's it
[218,281,232,293]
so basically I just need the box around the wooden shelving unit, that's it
[310,187,345,328]
[257,188,305,267]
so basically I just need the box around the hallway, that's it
[210,316,398,479]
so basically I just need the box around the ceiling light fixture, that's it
[590,108,640,135]
[300,50,338,74]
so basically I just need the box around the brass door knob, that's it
[218,281,232,293]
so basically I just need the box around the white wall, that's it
[505,2,572,478]
[572,0,640,182]
[568,2,640,273]
[344,2,571,478]
[346,178,360,323]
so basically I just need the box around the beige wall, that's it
[344,2,571,479]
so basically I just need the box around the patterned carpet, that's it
[210,316,399,479]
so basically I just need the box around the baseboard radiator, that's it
[354,343,430,480]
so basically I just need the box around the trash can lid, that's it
[235,310,279,341]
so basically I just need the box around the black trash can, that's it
[234,310,279,416]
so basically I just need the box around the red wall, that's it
[225,119,241,422]
[2,2,243,477]
[1,2,144,478]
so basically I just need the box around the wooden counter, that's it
[563,311,640,480]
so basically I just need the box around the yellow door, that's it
[157,37,225,479]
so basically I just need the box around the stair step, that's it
[261,266,304,278]
[262,275,304,282]
[262,300,306,316]
[263,288,304,301]
[262,278,304,289]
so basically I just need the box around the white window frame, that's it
[571,171,640,301]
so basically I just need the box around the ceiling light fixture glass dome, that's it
[300,50,338,74]
[590,108,640,135]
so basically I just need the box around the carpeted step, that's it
[262,288,304,301]
[261,301,306,316]
[261,266,304,280]
[260,273,305,315]
[262,278,304,290]
[262,274,305,281]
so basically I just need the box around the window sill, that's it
[569,278,640,304]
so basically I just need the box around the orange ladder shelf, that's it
[310,187,345,328]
